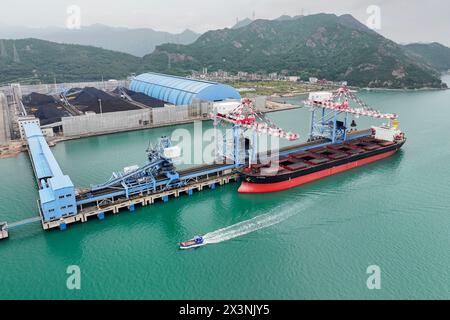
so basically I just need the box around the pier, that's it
[42,171,239,231]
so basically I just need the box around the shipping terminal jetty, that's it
[0,86,405,241]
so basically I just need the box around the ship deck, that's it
[244,136,400,178]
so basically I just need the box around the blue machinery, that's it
[213,123,248,168]
[309,107,350,144]
[76,138,236,208]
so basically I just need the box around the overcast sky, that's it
[0,0,448,46]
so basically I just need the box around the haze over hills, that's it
[0,24,200,57]
[145,14,447,89]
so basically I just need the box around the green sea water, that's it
[0,78,449,300]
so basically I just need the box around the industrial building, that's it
[129,72,241,106]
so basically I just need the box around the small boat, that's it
[179,236,205,250]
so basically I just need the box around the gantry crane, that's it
[212,98,299,167]
[304,86,399,144]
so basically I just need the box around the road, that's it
[0,92,10,145]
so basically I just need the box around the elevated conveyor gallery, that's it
[23,123,77,222]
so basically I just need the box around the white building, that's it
[42,128,55,138]
[18,116,40,140]
[309,77,319,84]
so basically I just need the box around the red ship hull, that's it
[239,139,404,194]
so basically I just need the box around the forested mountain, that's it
[144,14,447,89]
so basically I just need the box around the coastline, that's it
[0,142,26,159]
[359,86,449,92]
[360,74,450,92]
[270,84,449,99]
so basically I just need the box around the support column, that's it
[214,114,220,163]
[251,130,258,165]
[310,109,316,140]
[344,112,349,141]
[233,125,242,168]
[332,110,338,143]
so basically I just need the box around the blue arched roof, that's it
[129,72,241,106]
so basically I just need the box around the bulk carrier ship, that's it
[231,88,406,194]
[238,130,406,193]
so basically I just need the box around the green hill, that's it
[1,15,449,90]
[404,42,450,72]
[144,14,446,89]
[0,38,142,85]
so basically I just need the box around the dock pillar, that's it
[163,196,169,203]
[128,204,135,212]
[59,222,67,231]
[98,212,105,220]
[187,189,193,196]
[210,183,216,190]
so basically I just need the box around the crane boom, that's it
[304,87,398,120]
[214,98,299,141]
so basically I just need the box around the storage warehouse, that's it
[129,72,241,106]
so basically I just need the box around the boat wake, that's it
[203,200,313,245]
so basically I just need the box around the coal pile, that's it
[70,87,141,114]
[23,93,70,125]
[23,92,55,105]
[113,88,166,108]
